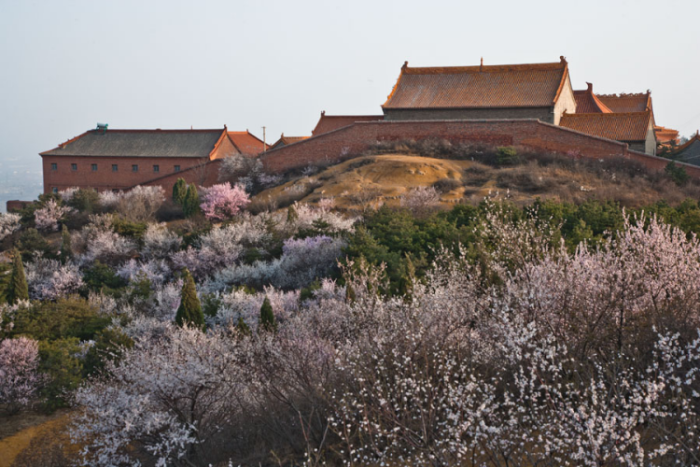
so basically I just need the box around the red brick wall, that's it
[142,159,223,193]
[260,120,700,178]
[41,156,213,194]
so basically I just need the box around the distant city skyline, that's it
[1,0,699,209]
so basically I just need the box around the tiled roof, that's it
[654,126,680,145]
[228,131,266,155]
[383,57,570,110]
[675,132,700,164]
[597,92,652,113]
[573,83,612,113]
[40,128,228,158]
[312,112,384,136]
[559,111,653,142]
[270,135,310,149]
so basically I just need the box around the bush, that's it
[38,338,83,411]
[17,228,52,261]
[496,146,519,166]
[432,177,462,193]
[665,161,690,186]
[9,297,110,342]
[66,188,100,213]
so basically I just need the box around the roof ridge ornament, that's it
[560,56,567,64]
[402,61,408,70]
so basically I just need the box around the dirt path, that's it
[0,411,71,467]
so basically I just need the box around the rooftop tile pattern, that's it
[559,111,652,142]
[383,59,569,109]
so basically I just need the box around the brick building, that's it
[381,57,576,125]
[559,111,656,155]
[40,127,263,194]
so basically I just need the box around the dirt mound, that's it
[251,153,700,212]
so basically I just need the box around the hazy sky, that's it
[1,0,699,176]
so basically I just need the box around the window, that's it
[174,165,181,172]
[132,164,138,172]
[51,163,57,171]
[112,189,119,193]
[112,164,118,172]
[92,164,98,171]
[71,163,78,171]
[52,187,58,194]
[153,164,159,173]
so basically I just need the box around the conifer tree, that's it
[7,249,29,304]
[175,269,204,329]
[183,185,199,217]
[286,205,299,224]
[236,316,251,337]
[259,296,277,333]
[60,224,72,263]
[172,178,187,205]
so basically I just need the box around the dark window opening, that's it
[51,163,57,171]
[174,165,181,172]
[71,163,78,171]
[132,165,138,172]
[112,164,118,172]
[52,187,58,194]
[153,165,159,173]
[92,164,98,171]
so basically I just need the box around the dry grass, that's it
[251,150,700,214]
[0,410,75,467]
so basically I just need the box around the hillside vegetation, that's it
[252,144,700,212]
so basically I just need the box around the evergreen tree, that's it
[236,316,251,337]
[259,296,277,333]
[60,224,72,263]
[7,249,29,304]
[183,185,199,217]
[172,178,187,205]
[286,205,299,224]
[175,269,204,329]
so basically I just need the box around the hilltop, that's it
[252,147,700,212]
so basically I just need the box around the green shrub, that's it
[83,327,134,377]
[172,178,187,205]
[112,216,148,240]
[83,261,128,294]
[38,338,83,411]
[259,296,277,333]
[10,297,110,341]
[665,161,689,186]
[496,146,519,166]
[67,188,100,213]
[18,228,52,261]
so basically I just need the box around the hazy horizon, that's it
[1,0,699,209]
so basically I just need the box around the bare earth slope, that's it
[253,154,700,212]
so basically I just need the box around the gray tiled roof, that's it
[41,129,225,158]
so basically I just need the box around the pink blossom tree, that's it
[34,199,73,232]
[0,337,41,414]
[199,183,250,221]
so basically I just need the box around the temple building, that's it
[311,112,384,136]
[381,57,576,124]
[269,134,310,150]
[39,126,258,194]
[673,132,700,166]
[559,111,656,155]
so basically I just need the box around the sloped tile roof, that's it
[228,131,266,155]
[597,92,652,113]
[270,135,310,149]
[311,112,384,136]
[573,83,612,113]
[675,133,700,165]
[40,129,227,158]
[654,126,680,145]
[383,57,570,109]
[559,111,652,142]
